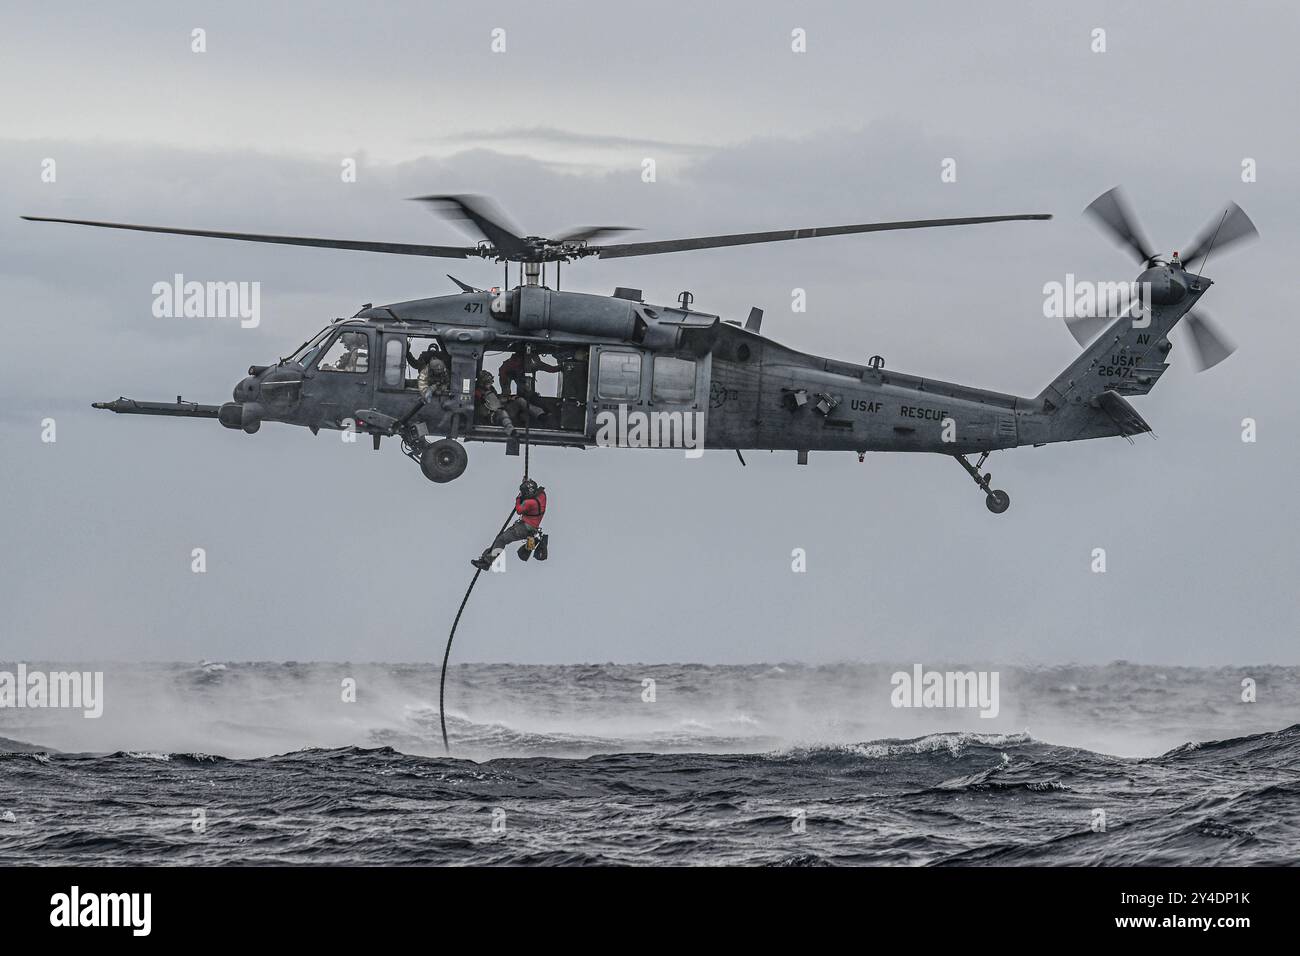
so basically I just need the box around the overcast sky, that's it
[1,0,1297,664]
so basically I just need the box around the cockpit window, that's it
[287,328,333,367]
[317,330,370,373]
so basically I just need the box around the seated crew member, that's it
[505,391,547,429]
[407,342,451,397]
[471,478,547,570]
[499,346,560,425]
[474,370,515,435]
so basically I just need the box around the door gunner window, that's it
[597,350,642,401]
[319,332,369,373]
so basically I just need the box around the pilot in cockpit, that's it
[325,331,367,371]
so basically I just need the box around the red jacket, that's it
[516,490,546,529]
[499,354,524,392]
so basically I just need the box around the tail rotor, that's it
[1071,186,1257,371]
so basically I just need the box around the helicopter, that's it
[22,188,1255,513]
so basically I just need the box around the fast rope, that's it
[523,343,532,482]
[439,505,514,753]
[439,345,535,754]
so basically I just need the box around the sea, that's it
[1,661,1296,865]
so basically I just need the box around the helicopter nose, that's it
[233,374,259,402]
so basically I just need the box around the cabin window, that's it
[597,350,642,401]
[382,338,404,387]
[318,331,369,373]
[652,356,696,403]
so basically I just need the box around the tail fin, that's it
[1030,278,1209,444]
[1038,285,1205,410]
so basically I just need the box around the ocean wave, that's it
[4,719,1296,865]
[0,751,52,765]
[774,731,1036,763]
[1155,722,1300,760]
[0,735,58,754]
[118,751,172,761]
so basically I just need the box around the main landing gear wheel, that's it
[954,452,1012,515]
[420,438,468,483]
[985,490,1010,514]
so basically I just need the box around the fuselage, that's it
[221,285,1049,457]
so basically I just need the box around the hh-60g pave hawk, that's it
[23,188,1255,513]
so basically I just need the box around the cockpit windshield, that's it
[285,327,333,367]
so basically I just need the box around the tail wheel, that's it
[985,490,1010,514]
[420,438,468,483]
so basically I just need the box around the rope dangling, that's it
[523,342,531,482]
[440,345,541,754]
[440,505,515,754]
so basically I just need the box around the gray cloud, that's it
[1,0,1296,666]
[431,125,710,152]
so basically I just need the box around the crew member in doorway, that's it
[407,342,451,398]
[471,478,548,570]
[474,370,516,435]
[499,345,559,395]
[499,346,559,426]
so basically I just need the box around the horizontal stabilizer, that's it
[1095,390,1151,436]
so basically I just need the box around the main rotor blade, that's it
[551,225,638,243]
[1083,186,1156,266]
[411,194,527,256]
[588,213,1052,259]
[1180,202,1258,269]
[20,215,476,259]
[1181,309,1236,371]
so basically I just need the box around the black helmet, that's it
[519,478,539,498]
